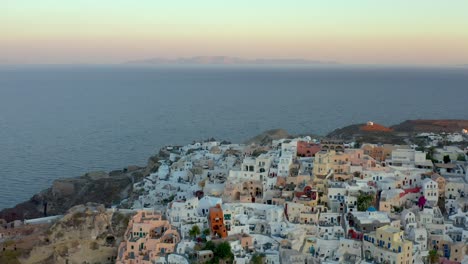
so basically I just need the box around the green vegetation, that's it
[213,242,234,263]
[189,225,201,239]
[203,240,216,251]
[426,147,436,162]
[353,171,361,178]
[457,154,466,161]
[357,192,374,211]
[200,241,234,264]
[203,228,211,236]
[443,155,451,164]
[392,205,403,213]
[428,249,439,264]
[250,253,265,264]
[161,194,176,205]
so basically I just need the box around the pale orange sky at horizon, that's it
[2,1,468,65]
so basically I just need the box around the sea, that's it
[0,65,467,209]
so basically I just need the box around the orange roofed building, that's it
[208,204,227,238]
[116,211,180,264]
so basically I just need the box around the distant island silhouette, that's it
[124,56,339,65]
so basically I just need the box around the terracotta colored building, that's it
[116,211,180,264]
[297,141,321,157]
[208,204,227,238]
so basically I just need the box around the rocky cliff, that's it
[19,203,130,264]
[245,129,291,145]
[0,161,157,222]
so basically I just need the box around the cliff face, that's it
[0,166,148,222]
[20,203,130,264]
[245,129,291,145]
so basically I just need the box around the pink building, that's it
[116,211,180,264]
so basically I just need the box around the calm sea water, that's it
[0,65,467,209]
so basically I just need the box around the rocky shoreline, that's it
[1,119,466,222]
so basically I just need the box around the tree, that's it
[354,141,361,148]
[203,240,216,251]
[203,228,210,236]
[215,241,233,261]
[428,249,439,264]
[443,155,451,164]
[457,154,466,161]
[357,192,374,211]
[189,225,201,239]
[426,147,435,161]
[250,253,265,264]
[353,171,361,178]
[392,205,403,213]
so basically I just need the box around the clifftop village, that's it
[2,123,468,264]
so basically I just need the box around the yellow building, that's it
[362,144,399,163]
[363,225,413,264]
[313,150,350,180]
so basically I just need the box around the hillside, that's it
[19,204,129,264]
[326,119,468,144]
[391,119,468,133]
[0,162,160,222]
[245,129,291,145]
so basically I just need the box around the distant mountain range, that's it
[124,56,338,65]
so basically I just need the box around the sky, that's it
[2,1,468,65]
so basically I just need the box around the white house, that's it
[387,149,427,167]
[278,153,293,177]
[400,210,417,233]
[408,228,428,251]
[421,178,438,206]
[445,179,466,200]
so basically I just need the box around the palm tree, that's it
[428,249,439,264]
[189,225,201,240]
